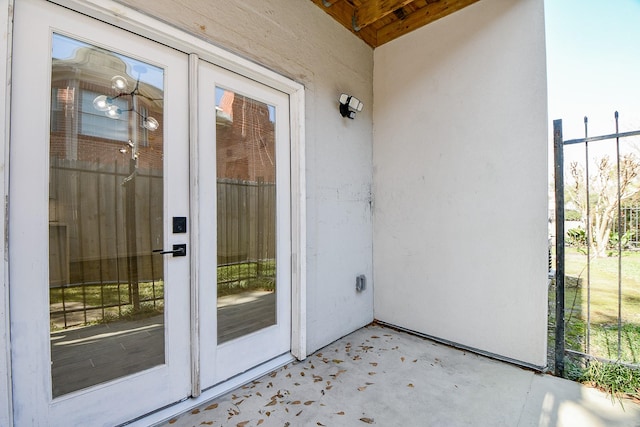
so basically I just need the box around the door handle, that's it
[153,244,186,257]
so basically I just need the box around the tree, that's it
[567,153,640,257]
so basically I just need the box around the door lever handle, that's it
[153,244,186,257]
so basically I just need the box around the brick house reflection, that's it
[215,89,277,268]
[215,90,275,183]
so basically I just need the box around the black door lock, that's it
[153,244,186,257]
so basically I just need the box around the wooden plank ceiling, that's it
[310,0,480,48]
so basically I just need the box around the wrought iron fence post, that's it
[553,119,565,377]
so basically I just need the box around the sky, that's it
[52,33,164,90]
[545,0,640,139]
[545,0,640,176]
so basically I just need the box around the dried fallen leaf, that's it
[325,385,333,390]
[205,403,218,410]
[304,401,315,405]
[317,423,326,426]
[265,399,277,407]
[269,371,277,378]
[168,420,177,424]
[236,421,249,427]
[296,410,303,416]
[413,359,418,363]
[336,411,345,415]
[369,362,378,367]
[200,422,213,426]
[256,392,262,397]
[408,383,414,388]
[371,335,380,339]
[257,420,264,425]
[300,372,305,377]
[360,417,375,424]
[358,386,367,391]
[291,400,301,405]
[330,369,347,379]
[332,359,344,364]
[368,372,376,376]
[401,357,405,362]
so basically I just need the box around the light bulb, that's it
[111,75,128,91]
[143,116,159,131]
[106,105,121,119]
[93,95,110,111]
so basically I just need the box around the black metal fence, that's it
[553,114,640,376]
[616,204,640,248]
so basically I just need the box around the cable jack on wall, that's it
[339,93,363,119]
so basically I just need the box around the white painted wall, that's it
[373,0,549,366]
[119,0,375,354]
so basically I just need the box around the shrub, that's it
[566,228,587,247]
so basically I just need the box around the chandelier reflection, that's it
[93,75,159,131]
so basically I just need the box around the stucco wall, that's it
[119,0,375,354]
[373,0,549,366]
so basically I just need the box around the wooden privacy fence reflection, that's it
[49,158,164,328]
[217,178,276,293]
[48,159,276,328]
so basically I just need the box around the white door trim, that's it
[0,0,13,425]
[188,52,201,398]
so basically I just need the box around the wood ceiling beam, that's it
[376,0,480,46]
[353,0,416,31]
[311,0,378,47]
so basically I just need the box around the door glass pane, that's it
[216,88,277,343]
[49,34,165,397]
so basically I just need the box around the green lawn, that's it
[560,249,640,364]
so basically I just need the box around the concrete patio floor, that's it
[157,323,640,427]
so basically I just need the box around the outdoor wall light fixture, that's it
[339,93,363,119]
[93,75,159,131]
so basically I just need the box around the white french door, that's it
[9,0,293,424]
[197,61,292,387]
[10,0,191,424]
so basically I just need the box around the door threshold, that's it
[123,353,295,427]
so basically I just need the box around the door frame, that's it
[0,0,12,425]
[0,0,306,424]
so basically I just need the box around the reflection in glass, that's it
[49,34,165,397]
[216,88,277,343]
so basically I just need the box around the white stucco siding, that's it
[373,0,549,366]
[120,0,375,355]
